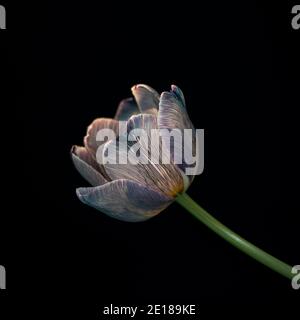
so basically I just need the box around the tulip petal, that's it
[158,85,198,180]
[76,179,173,222]
[131,84,159,115]
[171,84,186,108]
[114,97,140,121]
[158,85,193,131]
[84,118,119,156]
[102,114,184,197]
[71,146,107,186]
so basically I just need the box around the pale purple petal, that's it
[131,84,160,115]
[158,85,197,180]
[114,97,139,121]
[76,179,173,222]
[84,118,119,156]
[71,146,107,186]
[158,85,193,131]
[171,84,186,108]
[102,114,184,197]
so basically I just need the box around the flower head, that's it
[71,84,200,222]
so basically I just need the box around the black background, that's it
[1,0,299,316]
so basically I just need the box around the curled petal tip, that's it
[76,187,83,197]
[71,145,82,155]
[76,188,84,202]
[131,84,137,92]
[159,90,173,101]
[76,188,91,204]
[171,84,186,107]
[131,84,159,95]
[115,97,139,121]
[131,84,159,114]
[131,84,146,92]
[131,84,145,89]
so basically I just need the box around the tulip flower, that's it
[71,84,293,280]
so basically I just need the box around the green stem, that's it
[176,192,293,279]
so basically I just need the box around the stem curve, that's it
[176,193,293,279]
